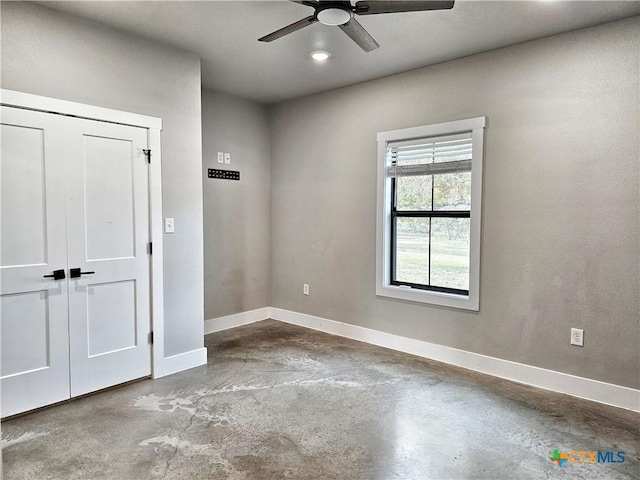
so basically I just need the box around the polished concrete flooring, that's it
[2,320,638,479]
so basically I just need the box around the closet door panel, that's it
[66,119,151,397]
[83,134,135,260]
[1,123,48,267]
[0,107,70,417]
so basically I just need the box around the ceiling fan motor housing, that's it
[316,5,353,26]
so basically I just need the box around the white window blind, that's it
[386,131,472,178]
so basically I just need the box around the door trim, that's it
[1,89,162,130]
[1,89,167,379]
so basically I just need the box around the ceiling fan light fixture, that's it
[316,7,352,26]
[310,51,331,61]
[259,1,456,53]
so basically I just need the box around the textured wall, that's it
[1,2,204,357]
[202,91,271,319]
[269,17,640,388]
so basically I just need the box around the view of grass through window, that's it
[394,171,471,291]
[395,224,470,291]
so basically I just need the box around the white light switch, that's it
[164,218,175,234]
[217,152,224,164]
[224,153,231,164]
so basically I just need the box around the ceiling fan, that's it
[258,1,455,52]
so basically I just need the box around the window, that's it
[376,117,485,310]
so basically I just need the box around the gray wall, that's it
[1,2,204,357]
[202,91,270,319]
[269,17,640,389]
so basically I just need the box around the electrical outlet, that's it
[303,284,310,295]
[217,152,224,164]
[570,328,584,347]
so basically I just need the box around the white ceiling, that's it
[41,0,640,104]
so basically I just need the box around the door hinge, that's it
[149,331,154,344]
[148,242,153,255]
[143,149,151,164]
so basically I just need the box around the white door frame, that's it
[1,89,167,379]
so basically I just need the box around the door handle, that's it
[43,269,66,280]
[70,268,95,278]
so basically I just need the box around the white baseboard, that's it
[204,307,270,335]
[269,307,640,412]
[155,347,208,378]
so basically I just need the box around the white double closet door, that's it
[1,106,152,417]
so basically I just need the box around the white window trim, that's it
[376,116,486,311]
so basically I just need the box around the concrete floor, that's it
[2,320,638,479]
